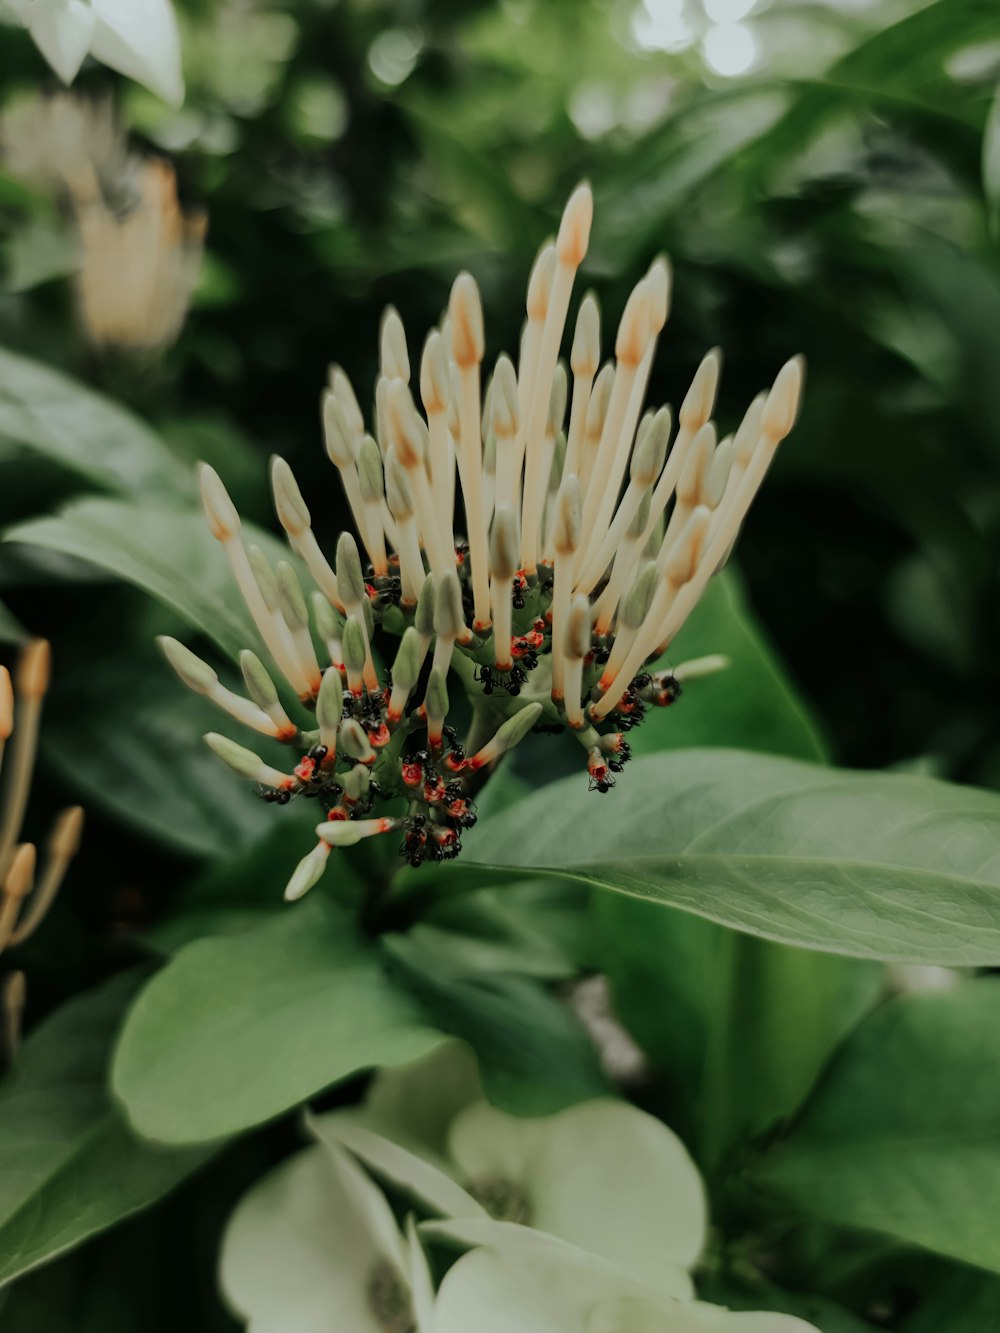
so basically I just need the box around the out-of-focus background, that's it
[3,0,999,786]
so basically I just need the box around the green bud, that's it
[549,430,567,494]
[385,449,414,520]
[270,455,311,537]
[424,666,449,721]
[240,649,279,710]
[704,439,733,509]
[490,505,520,581]
[632,406,670,485]
[316,666,343,737]
[340,719,374,763]
[434,571,465,640]
[392,627,422,693]
[358,436,384,503]
[342,763,371,803]
[276,561,309,631]
[311,592,344,643]
[336,532,366,604]
[415,574,435,636]
[342,617,367,675]
[493,701,542,752]
[322,391,355,468]
[284,842,329,903]
[158,636,217,694]
[248,545,279,610]
[621,562,658,629]
[205,732,266,781]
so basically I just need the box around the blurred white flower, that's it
[219,1044,819,1332]
[1,92,205,352]
[220,1132,434,1333]
[3,0,185,106]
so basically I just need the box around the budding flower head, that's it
[170,185,803,895]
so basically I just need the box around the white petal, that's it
[688,1309,821,1333]
[309,1111,487,1222]
[25,0,96,84]
[406,1215,437,1333]
[219,1140,409,1333]
[448,1098,708,1290]
[421,1218,692,1303]
[430,1240,683,1333]
[89,0,184,105]
[359,1037,482,1158]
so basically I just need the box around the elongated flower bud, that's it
[335,533,366,605]
[284,841,330,902]
[380,306,409,382]
[551,475,582,556]
[621,562,657,629]
[467,702,543,770]
[434,571,466,641]
[358,437,384,501]
[323,391,356,468]
[420,330,449,415]
[316,667,342,751]
[199,462,240,541]
[317,816,399,848]
[449,272,484,367]
[158,635,216,693]
[571,293,600,378]
[490,505,521,580]
[204,733,292,789]
[340,718,375,765]
[392,628,422,695]
[342,617,367,678]
[556,182,593,267]
[270,456,311,538]
[276,562,309,631]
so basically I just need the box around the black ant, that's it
[261,787,292,805]
[475,664,496,696]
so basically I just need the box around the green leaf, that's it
[985,83,1000,238]
[698,1274,872,1333]
[0,346,190,500]
[44,651,290,859]
[903,1258,1000,1332]
[384,931,608,1116]
[750,979,1000,1276]
[634,570,828,762]
[7,496,294,662]
[0,596,25,644]
[467,749,1000,964]
[0,972,211,1287]
[595,896,880,1165]
[112,894,444,1144]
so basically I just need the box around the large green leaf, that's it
[750,980,1000,1276]
[467,749,1000,964]
[632,570,828,762]
[111,894,444,1144]
[0,346,190,500]
[0,972,210,1287]
[7,496,295,662]
[384,930,608,1116]
[596,896,879,1166]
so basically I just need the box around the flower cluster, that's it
[0,641,83,1060]
[164,185,802,898]
[219,1043,819,1333]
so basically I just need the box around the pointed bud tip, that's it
[556,182,593,267]
[199,462,240,541]
[449,272,484,367]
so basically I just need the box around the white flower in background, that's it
[220,1131,434,1333]
[2,0,184,106]
[219,1044,819,1333]
[1,92,206,352]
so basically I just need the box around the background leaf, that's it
[0,971,211,1287]
[468,749,1000,964]
[750,980,1000,1276]
[111,894,444,1144]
